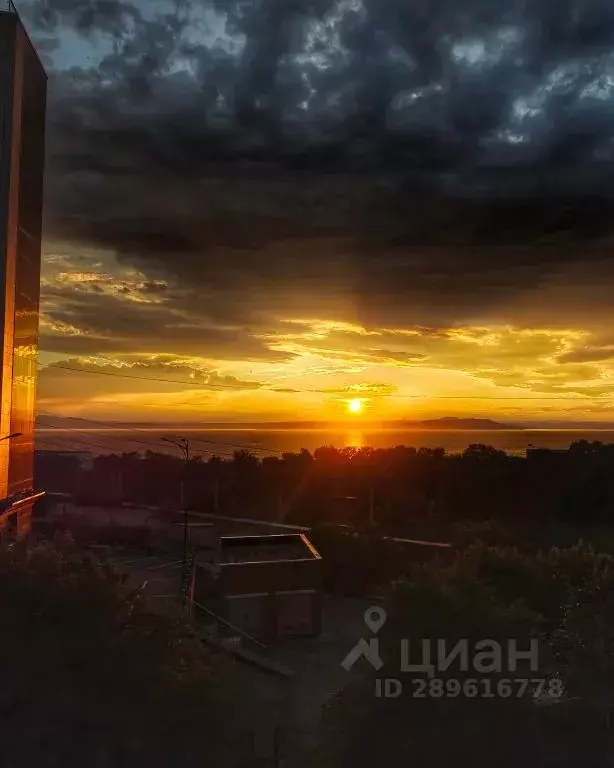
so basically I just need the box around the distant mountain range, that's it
[36,416,614,430]
[400,417,519,430]
[39,416,521,430]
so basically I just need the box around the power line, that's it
[38,427,234,458]
[37,410,193,438]
[39,363,268,391]
[38,418,176,452]
[37,417,239,458]
[37,428,138,454]
[37,411,286,456]
[387,393,614,401]
[38,437,92,453]
[39,362,611,401]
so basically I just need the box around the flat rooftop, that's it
[219,534,321,565]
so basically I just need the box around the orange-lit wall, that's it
[0,10,46,515]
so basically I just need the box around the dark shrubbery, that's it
[38,440,614,528]
[315,542,614,767]
[0,537,240,767]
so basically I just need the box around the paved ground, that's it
[99,550,375,766]
[36,506,375,765]
[269,596,374,759]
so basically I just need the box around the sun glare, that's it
[348,398,363,414]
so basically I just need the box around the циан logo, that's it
[341,606,387,671]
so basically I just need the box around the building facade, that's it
[0,3,47,535]
[196,533,323,643]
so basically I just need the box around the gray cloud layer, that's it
[23,0,614,334]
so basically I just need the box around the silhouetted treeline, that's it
[35,440,614,531]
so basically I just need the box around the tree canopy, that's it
[0,536,240,768]
[314,542,614,767]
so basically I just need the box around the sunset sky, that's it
[22,0,614,422]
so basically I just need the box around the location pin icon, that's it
[364,606,387,634]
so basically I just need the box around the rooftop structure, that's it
[196,533,323,643]
[219,533,321,564]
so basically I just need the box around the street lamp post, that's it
[161,436,191,575]
[0,432,22,441]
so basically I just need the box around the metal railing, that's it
[1,2,17,14]
[189,596,268,650]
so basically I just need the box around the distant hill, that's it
[402,417,519,430]
[36,417,520,430]
[516,421,614,430]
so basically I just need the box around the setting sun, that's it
[348,398,363,414]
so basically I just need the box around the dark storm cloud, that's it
[26,0,614,330]
[39,326,294,359]
[37,357,263,404]
[24,0,143,37]
[40,285,295,359]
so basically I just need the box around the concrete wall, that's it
[218,589,322,642]
[219,557,322,596]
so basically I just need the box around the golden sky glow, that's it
[35,248,614,423]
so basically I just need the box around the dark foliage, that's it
[0,536,240,767]
[36,440,614,528]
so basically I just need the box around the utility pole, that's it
[115,470,123,504]
[213,475,220,515]
[368,484,375,528]
[161,437,191,579]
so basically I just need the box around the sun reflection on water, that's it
[345,431,364,449]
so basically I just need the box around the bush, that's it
[314,543,614,767]
[0,537,240,767]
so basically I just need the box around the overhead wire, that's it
[40,360,610,401]
[39,363,270,391]
[37,418,240,459]
[37,411,287,456]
